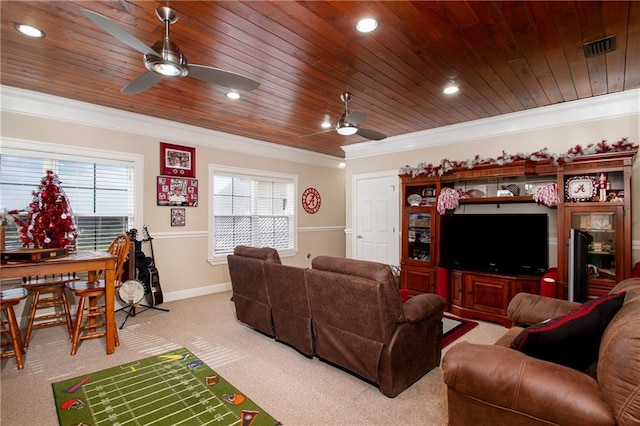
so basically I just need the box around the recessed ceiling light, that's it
[356,18,378,33]
[321,115,332,128]
[14,23,45,38]
[226,92,241,100]
[443,84,459,95]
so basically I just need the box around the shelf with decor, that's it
[439,161,557,208]
[458,195,535,204]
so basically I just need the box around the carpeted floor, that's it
[1,290,506,426]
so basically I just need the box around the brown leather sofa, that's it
[442,278,640,425]
[227,248,446,397]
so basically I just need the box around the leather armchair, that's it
[442,278,640,426]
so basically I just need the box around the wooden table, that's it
[0,251,117,354]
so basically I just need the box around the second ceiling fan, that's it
[303,93,387,141]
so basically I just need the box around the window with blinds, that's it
[0,150,136,252]
[211,165,297,260]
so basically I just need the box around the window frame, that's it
[0,138,144,247]
[208,164,298,265]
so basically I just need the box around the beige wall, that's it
[1,111,346,300]
[2,101,638,301]
[345,115,640,268]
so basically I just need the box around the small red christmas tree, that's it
[16,170,79,249]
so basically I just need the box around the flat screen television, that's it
[439,213,549,275]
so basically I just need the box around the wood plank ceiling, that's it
[1,1,638,158]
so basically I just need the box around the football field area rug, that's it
[52,347,279,426]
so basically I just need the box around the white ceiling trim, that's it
[342,89,640,159]
[0,85,343,169]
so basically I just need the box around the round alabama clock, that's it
[302,187,321,214]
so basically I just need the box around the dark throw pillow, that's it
[510,291,626,371]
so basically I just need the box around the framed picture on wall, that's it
[157,176,198,206]
[160,142,196,177]
[171,208,186,226]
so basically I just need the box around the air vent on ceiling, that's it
[583,36,616,58]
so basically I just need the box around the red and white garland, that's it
[400,138,637,178]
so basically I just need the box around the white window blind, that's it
[211,166,296,259]
[0,152,135,251]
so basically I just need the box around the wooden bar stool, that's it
[66,234,130,355]
[22,273,77,347]
[1,287,29,370]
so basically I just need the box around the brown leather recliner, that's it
[227,245,281,337]
[306,256,446,398]
[442,278,640,426]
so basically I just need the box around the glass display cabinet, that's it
[407,213,432,261]
[400,175,440,295]
[557,151,635,299]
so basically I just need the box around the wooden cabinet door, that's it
[464,274,512,315]
[403,265,435,294]
[450,270,464,307]
[515,277,539,296]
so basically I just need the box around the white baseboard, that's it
[161,282,232,303]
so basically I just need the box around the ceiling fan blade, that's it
[121,72,164,94]
[81,9,159,56]
[345,110,366,126]
[299,128,333,138]
[188,64,260,92]
[356,128,387,141]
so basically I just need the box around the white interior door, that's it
[353,171,399,264]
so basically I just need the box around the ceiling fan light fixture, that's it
[226,91,241,100]
[337,124,358,136]
[145,38,188,77]
[443,84,459,95]
[356,18,378,33]
[149,62,183,77]
[14,23,45,38]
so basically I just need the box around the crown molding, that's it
[342,89,640,159]
[4,85,637,164]
[0,85,343,169]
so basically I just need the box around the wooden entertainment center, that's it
[400,148,637,326]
